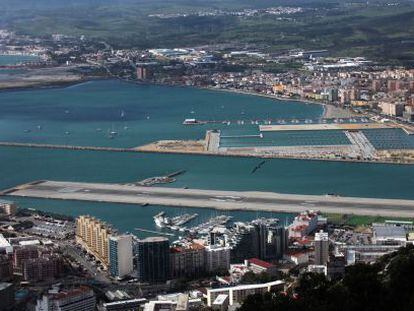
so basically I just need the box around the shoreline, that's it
[0,141,413,166]
[0,74,350,119]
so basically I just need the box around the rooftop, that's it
[373,225,406,238]
[247,258,275,269]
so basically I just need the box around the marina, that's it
[183,117,371,126]
[153,211,198,230]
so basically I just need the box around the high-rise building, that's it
[35,286,96,311]
[136,66,152,80]
[230,223,259,263]
[387,79,397,92]
[205,245,230,273]
[253,219,287,260]
[22,256,62,282]
[314,230,329,265]
[13,246,39,272]
[136,237,170,283]
[109,235,133,279]
[0,200,17,215]
[0,283,14,311]
[170,243,205,279]
[0,255,12,281]
[379,101,405,117]
[75,215,113,268]
[372,79,381,92]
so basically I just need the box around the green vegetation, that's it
[326,213,414,226]
[239,245,414,311]
[1,1,413,65]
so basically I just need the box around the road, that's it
[5,180,414,218]
[61,241,111,284]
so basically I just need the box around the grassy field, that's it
[326,213,414,227]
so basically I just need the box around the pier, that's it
[4,180,414,218]
[259,123,389,132]
[183,117,371,126]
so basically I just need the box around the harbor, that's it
[153,211,198,231]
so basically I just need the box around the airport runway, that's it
[4,180,414,218]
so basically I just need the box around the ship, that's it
[183,118,199,125]
[153,212,167,228]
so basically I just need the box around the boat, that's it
[120,110,125,118]
[183,118,199,125]
[154,212,167,228]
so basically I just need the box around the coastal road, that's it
[4,180,414,218]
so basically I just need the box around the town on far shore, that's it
[1,29,414,164]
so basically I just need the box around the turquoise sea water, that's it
[0,80,413,234]
[0,54,39,66]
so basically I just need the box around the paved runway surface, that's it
[4,180,414,217]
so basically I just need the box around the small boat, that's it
[96,128,102,132]
[37,125,42,130]
[65,131,71,135]
[120,110,125,118]
[24,129,31,133]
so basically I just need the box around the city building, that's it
[372,225,407,245]
[253,219,288,260]
[22,256,62,282]
[403,105,414,122]
[13,246,39,272]
[314,230,329,265]
[0,235,13,254]
[109,235,133,279]
[379,101,405,117]
[212,294,229,311]
[206,280,285,307]
[0,255,12,281]
[284,250,311,265]
[341,244,401,264]
[103,298,147,311]
[75,215,113,268]
[327,253,346,280]
[0,283,14,311]
[229,223,259,263]
[244,258,278,276]
[205,245,230,273]
[0,200,17,215]
[35,286,96,311]
[288,211,319,239]
[307,265,327,275]
[170,243,205,279]
[136,237,170,283]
